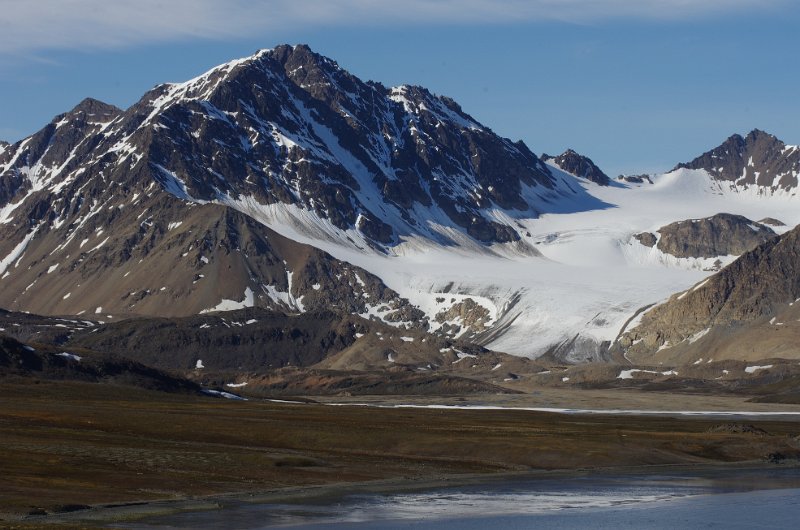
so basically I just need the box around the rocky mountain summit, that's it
[543,149,610,186]
[635,213,777,259]
[0,44,567,250]
[675,129,800,192]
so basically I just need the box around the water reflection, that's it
[127,468,800,529]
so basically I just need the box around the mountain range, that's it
[2,44,800,368]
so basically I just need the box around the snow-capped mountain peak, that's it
[543,149,610,186]
[87,44,573,249]
[2,45,800,364]
[674,128,800,193]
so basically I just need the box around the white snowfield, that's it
[617,369,678,379]
[56,352,82,362]
[228,165,800,360]
[745,365,774,374]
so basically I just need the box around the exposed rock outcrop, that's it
[543,149,610,186]
[650,213,776,259]
[634,232,657,247]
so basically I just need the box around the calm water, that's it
[128,468,800,529]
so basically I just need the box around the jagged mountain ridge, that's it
[674,129,800,193]
[0,95,426,321]
[0,44,567,249]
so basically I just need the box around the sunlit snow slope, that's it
[252,162,800,361]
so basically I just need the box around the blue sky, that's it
[1,0,799,177]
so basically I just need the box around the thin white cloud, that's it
[0,0,786,55]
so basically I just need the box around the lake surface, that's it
[128,467,800,529]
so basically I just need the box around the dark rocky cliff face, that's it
[84,43,558,247]
[0,45,567,250]
[633,232,657,248]
[64,308,374,372]
[635,213,777,259]
[543,149,610,186]
[674,129,800,191]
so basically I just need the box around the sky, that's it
[1,0,799,177]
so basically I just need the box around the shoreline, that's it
[14,460,800,527]
[320,401,800,417]
[308,390,800,415]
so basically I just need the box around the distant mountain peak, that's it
[744,128,779,141]
[716,129,782,153]
[271,43,349,89]
[271,43,338,67]
[67,97,122,118]
[542,148,610,186]
[674,129,799,191]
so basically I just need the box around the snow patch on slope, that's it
[201,286,255,313]
[0,226,39,276]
